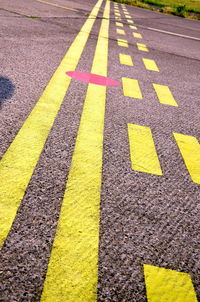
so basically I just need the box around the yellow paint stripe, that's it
[115,12,121,16]
[173,133,200,184]
[0,0,103,248]
[117,38,129,47]
[116,22,123,27]
[122,77,142,99]
[130,25,137,30]
[144,264,198,302]
[125,15,132,19]
[115,16,121,20]
[116,28,125,35]
[137,42,149,52]
[33,0,78,12]
[127,19,134,23]
[143,58,159,71]
[119,54,133,66]
[133,32,142,38]
[128,124,162,175]
[153,84,178,106]
[40,1,110,302]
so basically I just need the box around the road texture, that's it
[0,0,200,301]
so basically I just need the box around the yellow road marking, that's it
[128,124,162,175]
[122,77,142,99]
[40,1,110,302]
[127,19,134,23]
[173,133,200,184]
[133,32,142,38]
[116,22,123,27]
[117,38,129,47]
[153,84,178,106]
[125,15,132,19]
[144,264,198,302]
[0,0,103,248]
[137,43,149,52]
[116,28,125,35]
[115,16,121,20]
[143,58,159,71]
[115,12,121,16]
[32,0,78,12]
[130,25,137,30]
[114,9,119,13]
[119,54,133,66]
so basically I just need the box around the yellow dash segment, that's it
[0,0,104,249]
[116,28,125,35]
[122,77,142,99]
[117,38,129,47]
[130,25,137,30]
[133,32,142,38]
[127,19,134,23]
[173,133,200,184]
[153,84,178,106]
[115,16,121,20]
[115,12,121,16]
[137,43,149,52]
[144,264,198,302]
[128,124,162,175]
[125,15,132,19]
[143,58,159,71]
[40,1,110,302]
[119,54,133,66]
[116,22,123,27]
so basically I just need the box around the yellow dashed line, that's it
[41,1,110,302]
[127,19,134,24]
[128,124,162,175]
[115,16,121,20]
[125,15,132,19]
[130,25,137,30]
[122,77,142,99]
[116,28,125,35]
[119,54,133,66]
[137,43,149,52]
[143,58,159,71]
[0,0,104,249]
[117,38,129,47]
[116,22,123,27]
[115,12,121,16]
[144,264,198,302]
[173,133,200,184]
[153,84,178,106]
[133,32,142,38]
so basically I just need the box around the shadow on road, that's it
[0,77,15,108]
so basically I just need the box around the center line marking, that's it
[0,0,103,248]
[40,1,110,301]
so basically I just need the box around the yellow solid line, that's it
[173,133,200,184]
[144,264,198,302]
[137,43,149,52]
[130,25,137,30]
[32,0,78,12]
[116,22,123,27]
[153,84,178,106]
[127,19,134,23]
[119,54,133,66]
[117,38,129,47]
[128,124,162,175]
[133,32,142,38]
[40,1,110,302]
[143,58,159,71]
[0,0,103,248]
[116,28,125,35]
[122,77,142,99]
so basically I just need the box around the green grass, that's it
[112,0,200,18]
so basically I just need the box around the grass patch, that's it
[112,0,200,19]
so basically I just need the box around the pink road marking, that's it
[66,71,121,87]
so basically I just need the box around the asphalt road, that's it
[0,0,200,301]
